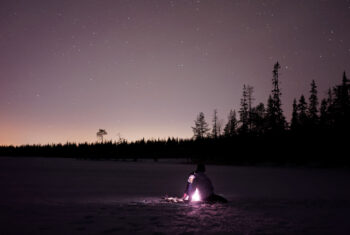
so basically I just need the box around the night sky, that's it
[1,0,349,145]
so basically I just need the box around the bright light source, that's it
[192,188,201,202]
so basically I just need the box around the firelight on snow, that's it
[192,188,201,202]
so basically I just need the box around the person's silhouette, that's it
[183,164,227,203]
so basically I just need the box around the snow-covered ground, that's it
[0,157,349,234]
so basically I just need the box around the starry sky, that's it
[1,0,349,145]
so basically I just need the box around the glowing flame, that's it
[192,188,201,202]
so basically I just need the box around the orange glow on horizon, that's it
[0,121,192,146]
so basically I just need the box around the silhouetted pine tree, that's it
[307,80,319,128]
[265,62,286,133]
[96,129,108,142]
[297,95,308,130]
[192,112,210,139]
[211,109,219,139]
[246,85,254,131]
[250,102,266,135]
[290,99,298,132]
[217,119,224,137]
[333,71,350,129]
[239,85,249,134]
[325,88,335,129]
[319,98,328,129]
[224,110,237,137]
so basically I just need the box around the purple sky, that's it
[1,0,350,145]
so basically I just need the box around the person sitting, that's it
[182,163,227,203]
[189,164,214,201]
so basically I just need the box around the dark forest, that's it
[1,62,349,167]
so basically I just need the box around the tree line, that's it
[192,62,350,139]
[1,62,349,167]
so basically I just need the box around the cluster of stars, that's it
[1,0,349,145]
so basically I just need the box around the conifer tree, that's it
[298,95,308,129]
[212,109,219,139]
[224,110,237,137]
[96,129,108,142]
[239,85,249,134]
[246,85,254,130]
[192,112,210,139]
[217,119,223,137]
[333,71,350,129]
[290,99,298,131]
[326,88,335,128]
[266,62,286,132]
[319,98,328,128]
[308,80,319,127]
[250,103,266,135]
